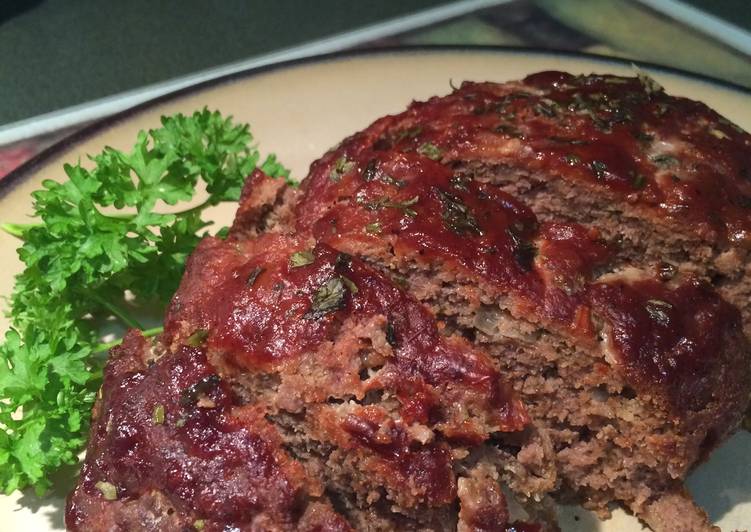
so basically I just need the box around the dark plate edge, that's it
[2,44,749,198]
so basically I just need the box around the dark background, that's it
[0,0,748,126]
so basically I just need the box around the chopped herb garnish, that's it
[152,404,165,425]
[633,68,663,96]
[335,252,352,268]
[247,266,264,287]
[289,250,315,268]
[95,481,118,501]
[450,174,471,191]
[362,159,378,182]
[645,299,673,325]
[417,142,442,161]
[634,131,654,143]
[365,222,382,235]
[175,417,187,428]
[329,157,355,182]
[590,160,609,179]
[436,189,482,236]
[186,329,209,347]
[563,154,581,166]
[534,98,559,118]
[632,173,647,189]
[341,276,359,295]
[307,277,347,319]
[394,126,423,142]
[361,195,420,217]
[494,124,523,138]
[193,519,206,531]
[650,154,679,167]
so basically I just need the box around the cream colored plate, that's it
[1,48,749,531]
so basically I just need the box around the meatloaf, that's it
[67,72,751,531]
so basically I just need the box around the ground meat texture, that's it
[287,73,751,529]
[69,234,551,530]
[68,71,751,532]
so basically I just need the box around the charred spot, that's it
[733,195,751,209]
[372,136,392,151]
[488,432,522,456]
[577,426,593,443]
[513,241,537,272]
[362,390,384,405]
[619,386,637,400]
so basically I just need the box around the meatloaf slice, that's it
[283,73,751,529]
[298,72,751,335]
[67,232,553,531]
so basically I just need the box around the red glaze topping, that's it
[292,74,748,411]
[342,407,456,504]
[166,235,527,434]
[302,72,751,244]
[66,332,312,531]
[296,148,610,328]
[590,278,744,408]
[163,233,528,507]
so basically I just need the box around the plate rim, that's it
[2,44,750,198]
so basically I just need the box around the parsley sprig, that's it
[0,109,288,495]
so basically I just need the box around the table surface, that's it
[0,0,749,176]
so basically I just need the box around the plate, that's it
[1,47,749,531]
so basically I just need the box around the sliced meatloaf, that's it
[283,72,751,529]
[67,230,553,531]
[67,72,751,532]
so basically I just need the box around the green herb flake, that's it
[394,126,423,142]
[563,154,581,166]
[193,519,206,531]
[95,481,118,501]
[187,329,209,347]
[632,66,664,96]
[289,250,315,268]
[365,222,382,235]
[152,404,165,425]
[307,277,347,319]
[436,190,482,236]
[590,160,609,179]
[645,299,673,325]
[247,266,264,287]
[632,173,647,190]
[634,131,654,143]
[341,276,359,295]
[362,159,378,182]
[534,98,559,118]
[450,175,471,191]
[417,142,442,161]
[650,154,679,167]
[329,157,355,182]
